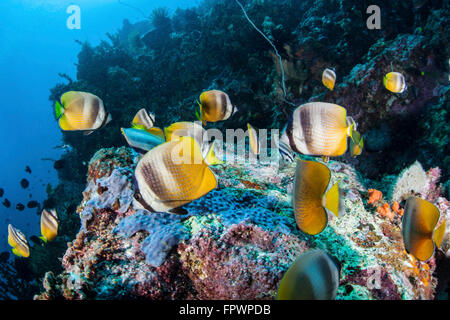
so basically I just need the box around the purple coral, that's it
[114,210,190,267]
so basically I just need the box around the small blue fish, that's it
[121,127,165,154]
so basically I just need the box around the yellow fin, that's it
[205,142,224,166]
[433,220,446,249]
[247,123,260,155]
[324,182,340,217]
[12,248,22,257]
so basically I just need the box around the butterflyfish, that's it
[121,127,165,154]
[134,136,217,213]
[40,209,59,243]
[247,123,260,155]
[277,249,340,300]
[8,224,30,258]
[322,68,336,91]
[281,102,358,158]
[402,196,447,261]
[196,90,237,125]
[293,159,342,235]
[132,108,155,131]
[383,72,407,93]
[55,91,112,134]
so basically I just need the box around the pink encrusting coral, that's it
[34,146,447,300]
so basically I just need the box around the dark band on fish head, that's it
[300,107,313,148]
[286,113,300,154]
[220,92,228,120]
[89,97,100,127]
[133,192,155,212]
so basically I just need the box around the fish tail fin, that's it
[433,220,446,249]
[106,113,113,125]
[39,235,48,244]
[11,248,22,257]
[55,101,64,119]
[205,142,224,166]
[383,74,388,87]
[324,182,340,217]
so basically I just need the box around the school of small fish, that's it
[4,70,446,300]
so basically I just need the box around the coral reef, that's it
[29,0,448,301]
[34,146,449,300]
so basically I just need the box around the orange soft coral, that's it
[368,189,383,205]
[377,203,395,220]
[391,201,404,216]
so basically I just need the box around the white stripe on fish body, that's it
[222,93,233,120]
[88,94,107,130]
[42,209,58,230]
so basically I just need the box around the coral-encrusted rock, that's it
[35,147,448,300]
[178,219,307,300]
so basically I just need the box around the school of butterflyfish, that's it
[7,70,445,300]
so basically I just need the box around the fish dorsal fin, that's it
[324,182,340,217]
[433,220,446,249]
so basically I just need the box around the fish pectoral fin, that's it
[433,220,446,249]
[324,182,340,217]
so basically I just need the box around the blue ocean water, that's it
[0,0,198,254]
